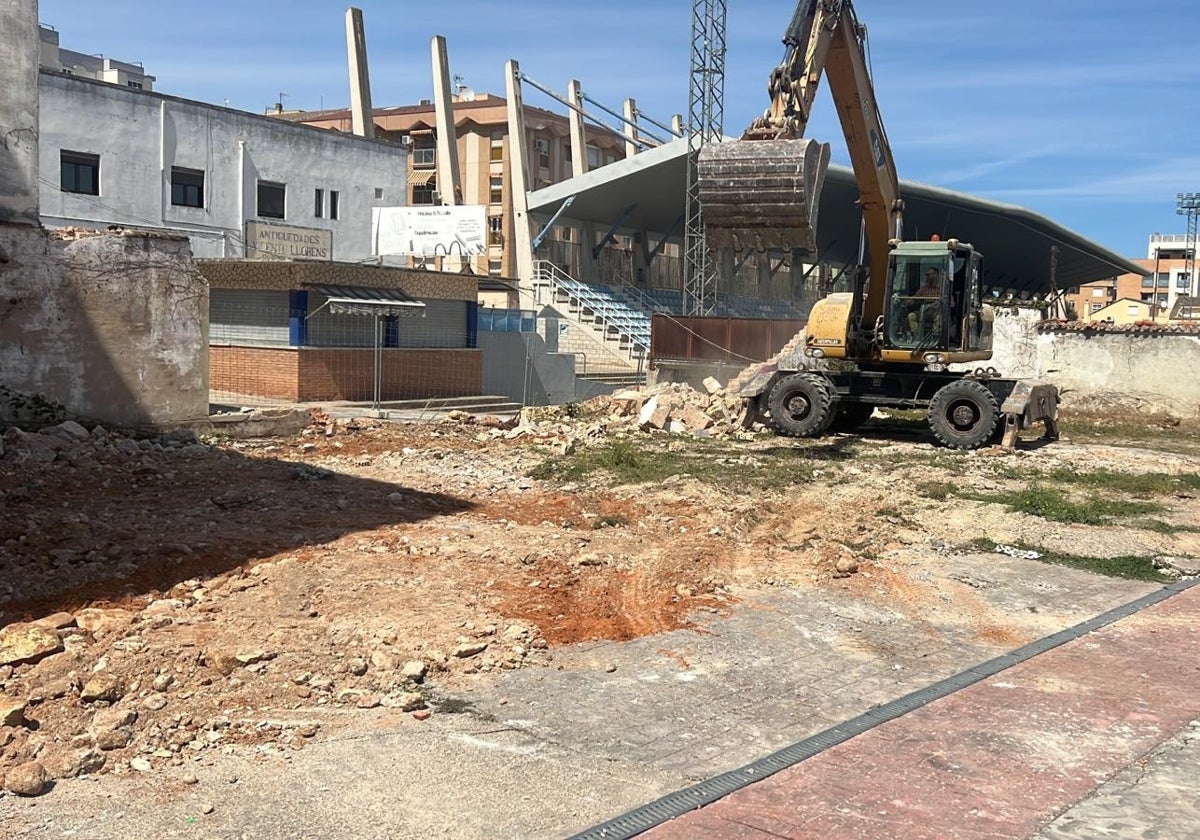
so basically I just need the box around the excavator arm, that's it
[699,0,903,324]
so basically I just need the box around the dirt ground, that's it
[1,397,1198,796]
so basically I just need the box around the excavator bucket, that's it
[697,138,831,254]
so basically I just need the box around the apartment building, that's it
[281,92,629,279]
[39,24,155,91]
[1063,233,1194,322]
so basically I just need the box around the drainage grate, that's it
[568,577,1199,840]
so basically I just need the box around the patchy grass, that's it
[915,481,957,501]
[1040,468,1200,497]
[962,484,1164,525]
[966,538,1172,583]
[431,696,496,721]
[528,439,826,490]
[1057,415,1200,455]
[592,513,630,530]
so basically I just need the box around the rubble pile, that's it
[443,379,759,447]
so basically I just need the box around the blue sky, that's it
[39,0,1200,258]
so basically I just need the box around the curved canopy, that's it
[527,137,1146,293]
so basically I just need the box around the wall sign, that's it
[245,221,333,261]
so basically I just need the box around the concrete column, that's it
[345,8,375,140]
[504,60,535,293]
[430,36,461,205]
[671,114,685,136]
[623,98,639,158]
[0,0,40,224]
[567,80,588,178]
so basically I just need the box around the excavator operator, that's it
[907,266,943,337]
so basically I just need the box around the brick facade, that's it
[211,346,482,402]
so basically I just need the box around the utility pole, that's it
[683,0,726,316]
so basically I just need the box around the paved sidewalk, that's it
[638,583,1200,839]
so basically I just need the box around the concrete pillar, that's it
[0,0,40,224]
[567,80,588,178]
[345,8,375,140]
[431,35,464,272]
[430,36,461,205]
[504,60,535,293]
[623,98,639,158]
[671,114,685,136]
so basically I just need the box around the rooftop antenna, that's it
[272,91,289,113]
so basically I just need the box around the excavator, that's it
[697,0,1058,450]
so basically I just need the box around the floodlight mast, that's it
[1178,192,1200,298]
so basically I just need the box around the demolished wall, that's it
[0,224,209,428]
[1037,324,1200,417]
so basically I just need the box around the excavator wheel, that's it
[767,373,837,438]
[927,379,999,450]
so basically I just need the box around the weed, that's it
[1041,468,1200,497]
[593,514,630,530]
[432,696,496,721]
[964,484,1163,525]
[964,538,1171,583]
[916,481,957,501]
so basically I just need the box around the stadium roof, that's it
[526,137,1146,294]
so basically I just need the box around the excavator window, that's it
[885,256,948,349]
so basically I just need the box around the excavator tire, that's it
[697,139,831,253]
[927,379,999,450]
[767,373,837,438]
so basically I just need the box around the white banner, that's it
[372,206,487,257]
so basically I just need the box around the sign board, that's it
[245,221,333,261]
[372,205,487,257]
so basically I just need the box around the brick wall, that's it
[210,346,301,400]
[211,346,483,402]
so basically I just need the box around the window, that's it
[490,130,504,162]
[1094,287,1108,296]
[60,150,99,195]
[564,144,572,163]
[488,259,502,275]
[412,183,436,205]
[1178,272,1192,290]
[1090,303,1104,314]
[488,215,503,246]
[412,147,436,167]
[170,167,204,208]
[329,190,340,220]
[586,145,601,169]
[489,176,503,205]
[535,137,550,170]
[127,80,142,90]
[257,181,286,219]
[374,187,384,199]
[314,188,324,218]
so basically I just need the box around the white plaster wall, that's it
[0,225,209,427]
[37,72,408,260]
[1039,331,1200,418]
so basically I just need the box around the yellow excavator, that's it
[698,0,1058,450]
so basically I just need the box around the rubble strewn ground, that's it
[1,384,1198,805]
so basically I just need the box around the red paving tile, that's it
[640,585,1200,839]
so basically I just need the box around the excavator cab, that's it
[879,240,993,365]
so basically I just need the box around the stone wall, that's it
[197,259,477,302]
[0,225,210,427]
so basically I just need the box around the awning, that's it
[309,285,426,318]
[406,170,436,186]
